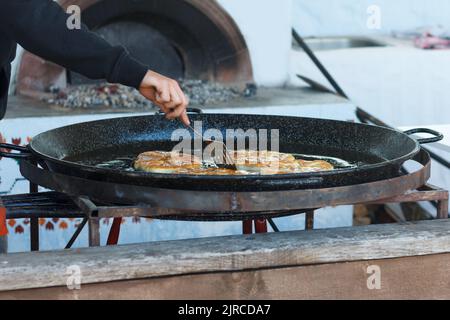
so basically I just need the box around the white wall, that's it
[293,0,450,37]
[219,0,293,86]
[290,0,450,127]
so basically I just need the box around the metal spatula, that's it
[186,124,237,170]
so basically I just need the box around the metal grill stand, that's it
[1,149,447,251]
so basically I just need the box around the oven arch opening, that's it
[16,0,254,96]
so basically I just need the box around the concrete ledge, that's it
[4,87,352,119]
[0,219,449,292]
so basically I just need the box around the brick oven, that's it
[13,0,292,97]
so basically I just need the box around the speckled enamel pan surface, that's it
[28,114,420,191]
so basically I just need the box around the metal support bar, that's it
[437,199,449,219]
[254,219,268,233]
[0,198,6,254]
[65,218,88,249]
[243,220,252,234]
[0,236,6,254]
[72,196,101,247]
[367,189,448,204]
[29,160,39,252]
[88,218,100,247]
[29,216,39,252]
[292,29,348,98]
[107,218,122,245]
[267,218,280,232]
[305,210,315,230]
[72,196,98,218]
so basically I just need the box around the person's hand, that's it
[139,70,190,126]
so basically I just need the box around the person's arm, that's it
[0,0,189,124]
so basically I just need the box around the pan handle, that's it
[404,128,444,144]
[156,107,203,115]
[186,107,203,114]
[0,143,32,159]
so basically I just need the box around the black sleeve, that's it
[0,0,148,89]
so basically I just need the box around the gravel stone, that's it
[45,80,256,110]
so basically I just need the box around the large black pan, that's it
[0,112,442,192]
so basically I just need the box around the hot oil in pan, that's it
[64,142,170,171]
[65,144,361,173]
[95,157,136,171]
[291,153,356,170]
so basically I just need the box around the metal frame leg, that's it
[72,196,101,247]
[0,236,6,254]
[107,217,122,245]
[254,219,268,233]
[65,218,88,249]
[242,220,253,234]
[305,210,315,230]
[437,199,449,219]
[88,218,100,247]
[30,215,39,251]
[0,202,7,253]
[267,218,280,232]
[29,160,39,252]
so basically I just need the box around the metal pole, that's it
[107,217,122,245]
[267,218,280,232]
[292,29,348,98]
[437,199,449,219]
[65,218,88,249]
[305,210,315,230]
[0,199,7,253]
[29,160,39,252]
[242,220,253,234]
[0,236,6,254]
[88,218,100,247]
[254,219,268,233]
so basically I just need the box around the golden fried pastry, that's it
[233,150,295,164]
[134,150,334,175]
[134,151,202,173]
[233,150,298,173]
[297,159,334,172]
